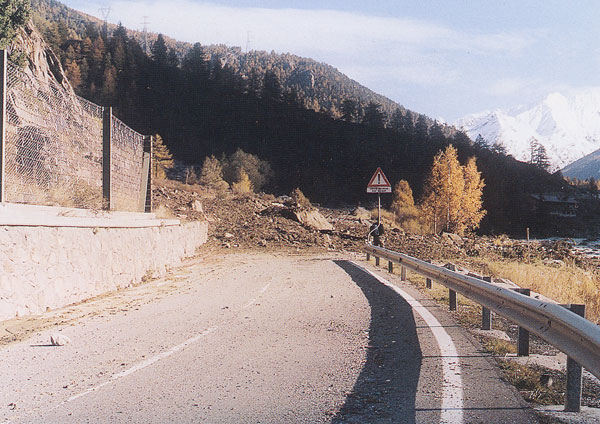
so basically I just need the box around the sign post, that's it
[367,167,392,226]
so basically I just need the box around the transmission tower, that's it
[99,6,111,38]
[141,16,150,55]
[245,31,252,53]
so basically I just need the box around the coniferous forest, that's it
[27,0,570,235]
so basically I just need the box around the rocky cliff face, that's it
[8,21,75,94]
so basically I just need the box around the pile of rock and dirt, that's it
[151,179,598,268]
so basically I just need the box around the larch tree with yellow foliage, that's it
[460,157,486,234]
[421,145,465,234]
[421,145,485,235]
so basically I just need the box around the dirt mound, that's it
[151,180,599,269]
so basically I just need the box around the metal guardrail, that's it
[365,243,600,411]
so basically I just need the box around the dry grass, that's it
[498,360,564,405]
[485,261,600,324]
[483,338,516,356]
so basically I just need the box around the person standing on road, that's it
[369,221,384,247]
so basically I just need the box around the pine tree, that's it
[151,34,168,66]
[362,102,385,128]
[389,108,404,132]
[262,70,282,101]
[474,134,487,148]
[341,99,358,122]
[530,138,551,171]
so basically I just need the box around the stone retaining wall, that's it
[0,221,208,321]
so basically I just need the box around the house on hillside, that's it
[530,193,578,218]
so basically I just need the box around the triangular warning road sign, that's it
[367,167,392,193]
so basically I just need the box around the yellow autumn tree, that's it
[232,170,253,194]
[151,134,174,179]
[460,157,486,233]
[421,145,465,234]
[391,180,423,232]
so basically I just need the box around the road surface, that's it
[0,251,538,423]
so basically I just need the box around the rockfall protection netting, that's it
[4,61,146,211]
[111,116,144,211]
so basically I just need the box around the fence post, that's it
[564,304,585,412]
[139,135,152,212]
[146,135,153,212]
[102,107,113,210]
[445,264,457,311]
[514,288,530,356]
[0,50,6,203]
[482,277,493,330]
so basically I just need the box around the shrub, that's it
[232,170,253,194]
[222,149,272,191]
[291,188,311,208]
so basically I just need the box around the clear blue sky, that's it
[59,0,600,122]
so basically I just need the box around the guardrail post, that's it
[366,252,370,261]
[514,288,530,356]
[564,304,585,412]
[482,276,493,330]
[400,266,407,281]
[425,260,432,288]
[102,106,113,210]
[445,264,457,311]
[0,50,6,203]
[388,261,393,273]
[375,256,380,266]
[449,289,457,311]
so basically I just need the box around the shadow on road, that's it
[332,261,423,423]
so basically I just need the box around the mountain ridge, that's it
[31,0,449,131]
[455,89,600,171]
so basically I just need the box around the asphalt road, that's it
[0,252,538,423]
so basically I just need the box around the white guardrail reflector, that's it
[365,244,600,381]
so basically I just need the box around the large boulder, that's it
[293,209,333,232]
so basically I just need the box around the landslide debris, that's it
[151,179,598,268]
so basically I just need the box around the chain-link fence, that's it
[2,56,150,211]
[112,116,145,211]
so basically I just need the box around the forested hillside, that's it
[24,0,569,235]
[30,0,456,133]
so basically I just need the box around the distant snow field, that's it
[455,89,600,173]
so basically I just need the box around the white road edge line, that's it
[62,326,218,405]
[242,281,272,309]
[350,261,464,424]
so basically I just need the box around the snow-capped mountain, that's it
[455,89,600,171]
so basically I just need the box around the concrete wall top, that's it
[0,203,181,228]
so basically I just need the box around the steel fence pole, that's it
[0,50,6,203]
[102,107,113,210]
